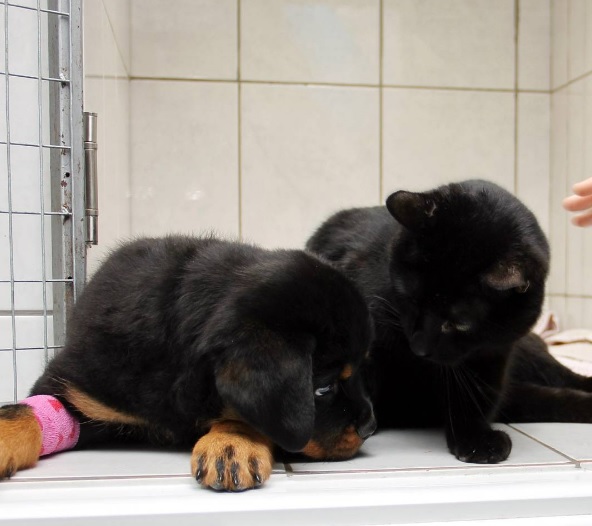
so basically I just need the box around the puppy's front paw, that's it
[451,429,512,464]
[0,405,42,479]
[191,421,273,491]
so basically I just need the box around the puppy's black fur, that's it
[1,236,376,490]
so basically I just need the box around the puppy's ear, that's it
[215,333,315,453]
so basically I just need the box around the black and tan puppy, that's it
[0,236,376,490]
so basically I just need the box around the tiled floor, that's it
[4,425,592,525]
[9,425,583,483]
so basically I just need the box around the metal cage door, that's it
[1,0,85,405]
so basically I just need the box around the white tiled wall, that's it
[83,0,131,274]
[84,0,588,329]
[549,0,592,329]
[126,0,552,251]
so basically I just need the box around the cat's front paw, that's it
[191,421,273,491]
[450,429,512,464]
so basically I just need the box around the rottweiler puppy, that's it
[0,236,376,491]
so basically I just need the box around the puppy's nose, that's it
[356,412,377,439]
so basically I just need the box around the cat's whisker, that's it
[370,295,401,318]
[454,366,488,421]
[443,367,457,442]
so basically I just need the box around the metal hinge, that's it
[84,112,98,245]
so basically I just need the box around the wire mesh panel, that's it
[0,0,85,405]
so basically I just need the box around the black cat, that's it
[500,332,592,423]
[307,180,550,463]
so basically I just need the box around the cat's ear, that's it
[482,262,529,292]
[385,191,437,231]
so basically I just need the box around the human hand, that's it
[563,177,592,227]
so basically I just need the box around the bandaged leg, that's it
[21,395,80,456]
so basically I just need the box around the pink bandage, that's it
[21,395,80,456]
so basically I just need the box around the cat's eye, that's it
[314,384,335,397]
[441,321,471,333]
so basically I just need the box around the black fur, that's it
[499,332,592,423]
[30,236,375,462]
[307,180,549,464]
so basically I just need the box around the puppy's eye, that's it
[314,385,335,397]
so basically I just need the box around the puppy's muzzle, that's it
[356,409,377,439]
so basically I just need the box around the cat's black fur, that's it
[500,332,592,423]
[307,180,550,463]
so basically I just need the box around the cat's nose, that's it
[410,331,432,357]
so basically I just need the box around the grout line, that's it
[378,0,383,205]
[122,75,552,94]
[8,473,193,483]
[552,70,592,94]
[285,462,574,476]
[508,424,581,467]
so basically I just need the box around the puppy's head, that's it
[211,250,376,459]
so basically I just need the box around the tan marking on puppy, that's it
[301,439,327,459]
[340,364,353,380]
[302,425,363,461]
[65,386,145,425]
[0,405,42,479]
[191,420,274,491]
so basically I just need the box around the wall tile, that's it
[0,348,15,404]
[587,0,592,75]
[518,0,551,91]
[516,93,551,235]
[0,310,13,349]
[584,76,592,297]
[546,294,567,324]
[561,296,592,328]
[241,84,379,249]
[83,0,104,78]
[0,214,8,283]
[568,0,588,81]
[0,8,4,74]
[131,0,237,80]
[14,315,54,350]
[241,0,379,84]
[16,347,46,399]
[383,0,515,89]
[130,80,239,239]
[382,88,515,194]
[548,88,568,295]
[551,0,568,89]
[103,0,131,74]
[9,76,39,145]
[566,80,586,296]
[7,4,38,77]
[0,146,5,213]
[0,74,5,142]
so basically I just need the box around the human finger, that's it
[571,210,592,227]
[563,194,592,212]
[573,177,592,197]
